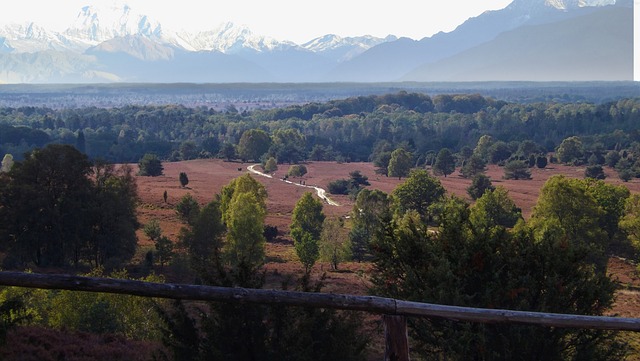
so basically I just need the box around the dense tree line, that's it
[0,93,639,168]
[0,144,139,268]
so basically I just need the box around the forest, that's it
[1,90,640,360]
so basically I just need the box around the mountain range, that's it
[0,0,632,83]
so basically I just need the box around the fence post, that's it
[384,314,410,361]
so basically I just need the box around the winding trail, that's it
[247,164,340,206]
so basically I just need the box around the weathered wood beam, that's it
[0,271,637,331]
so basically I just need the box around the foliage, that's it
[350,189,390,262]
[263,156,278,173]
[46,269,165,341]
[387,148,412,179]
[0,145,139,268]
[391,169,445,222]
[238,129,271,162]
[585,165,606,180]
[225,191,267,280]
[155,235,174,267]
[175,193,200,225]
[287,164,308,177]
[327,179,351,195]
[503,159,531,180]
[219,173,267,224]
[143,219,162,242]
[138,153,164,176]
[470,187,522,228]
[536,154,548,168]
[556,136,585,164]
[270,128,306,164]
[291,192,325,273]
[460,154,486,178]
[467,174,495,200]
[179,200,225,279]
[370,186,625,360]
[620,194,640,252]
[433,148,456,177]
[179,172,189,187]
[319,217,351,270]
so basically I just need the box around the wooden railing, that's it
[0,271,638,360]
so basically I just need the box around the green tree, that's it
[503,159,531,180]
[529,175,609,270]
[143,219,162,242]
[270,128,306,164]
[387,148,412,179]
[0,144,114,267]
[391,169,445,221]
[287,164,307,177]
[179,172,189,188]
[488,140,512,164]
[319,217,351,270]
[219,142,236,161]
[155,235,174,268]
[179,201,225,280]
[620,194,640,252]
[370,190,624,360]
[470,186,522,229]
[220,173,267,225]
[556,136,584,164]
[467,174,494,200]
[536,154,548,168]
[225,191,266,281]
[460,154,486,178]
[291,192,325,273]
[473,134,493,161]
[175,193,200,225]
[349,189,390,261]
[585,165,606,180]
[263,156,278,173]
[238,129,271,162]
[138,153,164,176]
[179,141,198,160]
[433,148,456,177]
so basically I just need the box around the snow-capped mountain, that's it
[0,0,630,83]
[302,34,398,62]
[179,22,297,53]
[0,23,68,53]
[63,2,163,46]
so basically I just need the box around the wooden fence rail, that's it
[0,271,638,331]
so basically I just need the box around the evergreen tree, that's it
[388,148,412,179]
[138,153,163,176]
[179,172,189,188]
[291,192,325,273]
[433,148,456,177]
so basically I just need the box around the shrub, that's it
[287,164,307,177]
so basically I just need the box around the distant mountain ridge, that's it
[0,0,631,83]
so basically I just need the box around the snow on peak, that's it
[64,1,163,45]
[179,22,294,53]
[0,22,68,52]
[509,0,616,11]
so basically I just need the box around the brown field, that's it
[135,159,640,312]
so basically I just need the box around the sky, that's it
[0,0,514,43]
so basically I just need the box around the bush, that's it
[503,160,531,180]
[263,225,279,241]
[327,179,351,195]
[585,165,606,180]
[287,164,307,177]
[138,153,163,176]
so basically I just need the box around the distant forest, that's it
[1,90,640,170]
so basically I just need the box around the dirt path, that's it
[248,164,340,206]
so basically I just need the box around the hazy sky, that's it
[0,0,514,43]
